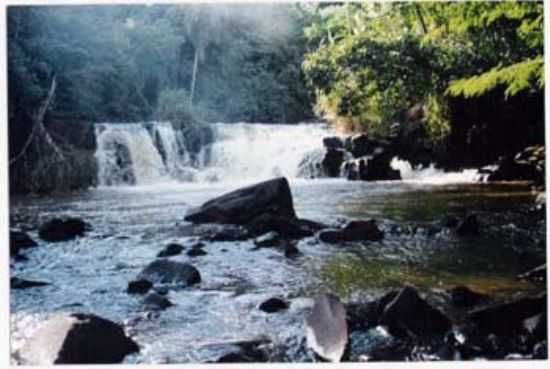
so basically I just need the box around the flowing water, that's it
[10,122,545,363]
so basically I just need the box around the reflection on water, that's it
[9,179,545,363]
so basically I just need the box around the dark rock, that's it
[137,260,201,287]
[213,338,270,363]
[187,247,207,257]
[284,243,301,258]
[20,313,139,364]
[346,291,399,331]
[348,134,374,158]
[38,217,88,242]
[142,292,173,311]
[487,145,545,186]
[380,286,451,340]
[322,149,346,177]
[448,286,489,308]
[259,297,289,313]
[157,243,184,257]
[246,213,326,239]
[441,215,459,228]
[254,231,281,247]
[11,277,50,289]
[455,214,479,236]
[178,223,250,241]
[523,313,547,342]
[468,293,547,337]
[323,136,344,149]
[10,230,38,257]
[184,177,296,225]
[319,220,383,244]
[518,264,546,284]
[532,342,548,359]
[127,279,152,294]
[305,293,348,362]
[363,151,401,181]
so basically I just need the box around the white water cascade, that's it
[94,121,479,186]
[390,158,481,184]
[94,122,335,185]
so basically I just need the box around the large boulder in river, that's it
[137,259,201,287]
[38,217,88,242]
[19,313,139,364]
[468,293,547,336]
[10,230,37,257]
[305,293,348,362]
[380,286,451,339]
[185,177,296,225]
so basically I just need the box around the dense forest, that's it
[7,1,545,193]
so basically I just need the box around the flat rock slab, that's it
[19,313,138,364]
[184,177,296,224]
[137,259,201,287]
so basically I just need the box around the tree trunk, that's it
[9,74,63,166]
[414,3,428,35]
[189,46,200,108]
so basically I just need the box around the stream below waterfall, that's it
[10,122,546,363]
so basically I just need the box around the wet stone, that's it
[157,243,185,257]
[259,297,289,313]
[127,279,153,294]
[142,292,173,311]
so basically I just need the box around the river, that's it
[10,122,545,363]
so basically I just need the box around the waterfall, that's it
[94,121,333,185]
[95,123,168,185]
[390,158,481,184]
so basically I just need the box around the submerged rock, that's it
[246,214,326,239]
[448,286,489,308]
[137,260,201,287]
[19,313,139,364]
[284,242,301,258]
[259,297,289,313]
[157,243,185,257]
[11,277,50,289]
[10,230,38,257]
[38,217,88,242]
[455,214,479,236]
[142,292,173,311]
[184,177,296,225]
[127,279,153,294]
[380,286,451,340]
[187,246,207,257]
[305,293,348,362]
[319,220,383,244]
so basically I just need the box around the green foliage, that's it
[154,89,194,128]
[7,4,314,125]
[302,1,544,140]
[447,56,544,99]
